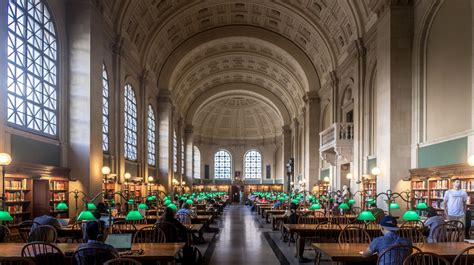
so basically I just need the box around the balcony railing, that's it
[319,122,354,151]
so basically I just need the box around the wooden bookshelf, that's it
[4,176,32,225]
[317,182,329,197]
[410,163,474,210]
[361,177,377,209]
[49,178,69,217]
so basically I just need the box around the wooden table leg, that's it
[296,234,306,261]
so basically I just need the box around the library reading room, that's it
[0,0,473,264]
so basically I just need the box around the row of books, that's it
[52,193,66,201]
[429,179,449,189]
[413,190,427,198]
[430,190,446,199]
[50,181,66,190]
[5,179,28,190]
[460,180,474,191]
[412,181,427,189]
[7,205,24,213]
[5,191,25,201]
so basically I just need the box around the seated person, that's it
[75,221,119,261]
[160,206,188,242]
[369,202,385,218]
[283,202,299,224]
[31,215,62,234]
[424,207,445,243]
[272,200,282,209]
[362,216,412,265]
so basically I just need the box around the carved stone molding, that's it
[368,0,414,16]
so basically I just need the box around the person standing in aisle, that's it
[443,178,468,225]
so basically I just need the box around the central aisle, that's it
[208,205,282,265]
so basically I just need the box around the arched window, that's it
[214,150,231,179]
[244,150,262,179]
[102,64,110,152]
[193,146,201,179]
[124,84,137,161]
[173,130,177,173]
[147,105,156,166]
[181,138,184,174]
[7,0,58,136]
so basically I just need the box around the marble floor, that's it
[203,204,320,265]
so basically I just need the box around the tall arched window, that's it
[102,64,110,152]
[214,150,231,179]
[181,138,184,174]
[147,105,156,166]
[193,146,201,179]
[173,130,177,173]
[124,84,137,161]
[244,150,262,179]
[7,0,58,136]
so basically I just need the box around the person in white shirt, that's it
[443,178,468,225]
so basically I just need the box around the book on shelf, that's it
[430,190,446,199]
[5,191,25,201]
[430,179,449,189]
[412,181,426,189]
[52,193,66,201]
[7,205,23,213]
[5,179,27,190]
[49,181,66,190]
[460,180,474,191]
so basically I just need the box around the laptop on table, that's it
[104,234,133,251]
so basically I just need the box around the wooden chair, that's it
[0,257,35,265]
[73,246,119,265]
[403,252,450,265]
[432,223,464,242]
[377,245,422,265]
[21,242,65,265]
[401,220,425,229]
[28,225,57,243]
[63,222,83,243]
[18,221,38,243]
[155,221,180,243]
[313,211,325,218]
[0,224,11,242]
[453,246,474,265]
[398,227,426,243]
[298,216,318,224]
[104,258,142,265]
[338,225,371,244]
[112,220,137,234]
[133,226,166,243]
[446,220,464,230]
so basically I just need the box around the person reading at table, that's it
[361,216,411,264]
[160,206,188,241]
[30,215,62,234]
[443,178,468,225]
[369,202,385,219]
[424,207,445,243]
[76,220,119,260]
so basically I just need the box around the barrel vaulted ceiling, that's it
[101,0,374,140]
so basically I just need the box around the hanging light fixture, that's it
[371,167,381,176]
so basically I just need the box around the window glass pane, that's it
[147,105,156,166]
[193,146,201,179]
[244,150,262,179]
[214,150,231,179]
[173,130,177,173]
[102,64,109,152]
[124,84,137,161]
[7,0,58,136]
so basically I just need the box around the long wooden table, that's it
[312,242,473,264]
[0,242,185,265]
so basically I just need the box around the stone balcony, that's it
[319,123,354,165]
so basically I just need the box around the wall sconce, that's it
[101,166,111,175]
[468,155,474,166]
[124,172,131,182]
[148,176,154,183]
[346,173,353,180]
[323,176,330,183]
[371,167,381,176]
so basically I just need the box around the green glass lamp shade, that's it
[338,203,350,210]
[0,210,13,221]
[126,210,144,221]
[147,195,156,201]
[367,199,375,205]
[310,204,321,210]
[127,199,134,205]
[77,210,96,221]
[348,199,356,205]
[164,199,171,205]
[56,202,68,210]
[389,202,400,209]
[291,199,299,204]
[186,199,193,205]
[356,210,376,221]
[402,210,420,221]
[321,196,327,199]
[329,198,334,202]
[167,203,177,211]
[416,202,428,210]
[138,203,148,210]
[87,203,96,210]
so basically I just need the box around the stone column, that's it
[185,125,194,185]
[305,92,321,190]
[157,91,173,192]
[282,125,292,192]
[374,1,414,206]
[67,1,104,211]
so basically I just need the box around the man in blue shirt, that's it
[362,215,412,265]
[75,221,119,264]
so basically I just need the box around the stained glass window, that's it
[147,105,156,166]
[244,150,262,178]
[214,150,231,179]
[124,84,137,161]
[102,64,109,152]
[173,130,177,173]
[193,146,201,179]
[7,0,58,136]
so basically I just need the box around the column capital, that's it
[303,91,320,104]
[157,90,172,103]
